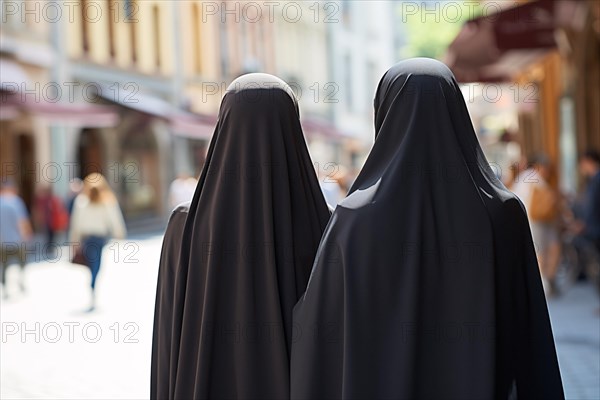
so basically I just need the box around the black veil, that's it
[151,73,330,399]
[290,58,563,399]
[151,202,189,399]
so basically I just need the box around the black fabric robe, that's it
[151,73,330,399]
[290,58,564,400]
[151,202,189,399]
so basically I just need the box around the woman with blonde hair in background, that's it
[70,173,126,311]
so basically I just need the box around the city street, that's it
[1,236,599,399]
[1,0,599,398]
[1,236,163,399]
[549,282,600,400]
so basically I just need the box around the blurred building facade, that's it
[446,0,600,194]
[1,0,401,225]
[1,0,117,215]
[65,0,179,222]
[324,1,397,169]
[0,13,54,212]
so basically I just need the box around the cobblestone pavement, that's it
[1,236,598,399]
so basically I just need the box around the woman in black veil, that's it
[291,58,564,399]
[151,73,330,399]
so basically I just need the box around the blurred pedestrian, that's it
[0,179,33,298]
[151,74,330,399]
[291,59,563,400]
[69,173,126,311]
[66,178,83,216]
[573,150,600,252]
[513,154,562,295]
[504,155,528,190]
[34,185,68,250]
[168,173,197,209]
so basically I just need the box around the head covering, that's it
[291,58,563,399]
[151,73,330,399]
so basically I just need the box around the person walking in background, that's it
[505,155,528,190]
[0,179,33,298]
[69,173,126,312]
[512,154,562,295]
[574,150,600,252]
[34,185,68,250]
[291,59,563,400]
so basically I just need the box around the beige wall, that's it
[180,1,223,115]
[180,1,220,81]
[67,0,175,76]
[183,1,278,115]
[273,2,329,117]
[65,1,314,116]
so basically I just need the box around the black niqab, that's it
[290,58,564,399]
[151,74,330,399]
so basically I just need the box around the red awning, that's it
[1,91,119,128]
[0,104,20,120]
[445,0,587,82]
[94,82,218,139]
[1,58,120,127]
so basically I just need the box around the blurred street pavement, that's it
[1,236,163,399]
[548,282,600,400]
[1,235,599,399]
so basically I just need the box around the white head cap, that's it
[225,73,298,107]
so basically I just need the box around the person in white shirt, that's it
[70,173,126,311]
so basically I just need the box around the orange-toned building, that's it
[447,0,600,192]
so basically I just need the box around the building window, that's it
[125,0,136,20]
[192,3,202,75]
[125,0,137,64]
[153,5,161,70]
[107,0,116,59]
[81,0,90,54]
[219,22,229,78]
